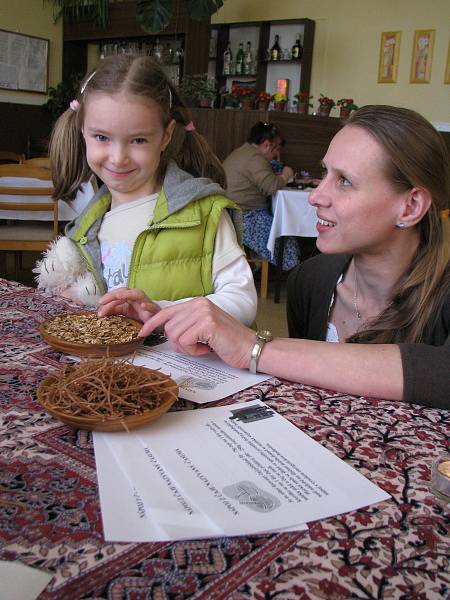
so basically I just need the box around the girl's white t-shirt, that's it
[97,194,257,325]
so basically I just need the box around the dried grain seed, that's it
[43,313,139,344]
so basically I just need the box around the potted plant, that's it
[43,73,82,121]
[317,94,335,117]
[337,98,359,118]
[271,92,288,112]
[256,91,271,111]
[234,86,256,110]
[178,74,216,108]
[293,91,313,115]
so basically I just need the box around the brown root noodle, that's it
[40,357,178,419]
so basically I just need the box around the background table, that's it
[0,177,95,221]
[0,278,449,600]
[269,189,318,302]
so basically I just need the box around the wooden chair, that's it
[23,157,51,169]
[0,164,58,277]
[0,151,25,164]
[245,250,269,300]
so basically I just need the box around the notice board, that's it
[0,29,49,93]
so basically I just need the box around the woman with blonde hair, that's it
[107,105,449,409]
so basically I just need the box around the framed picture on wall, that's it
[0,29,49,93]
[410,29,435,84]
[445,40,450,84]
[378,32,401,83]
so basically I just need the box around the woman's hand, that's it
[97,288,161,322]
[140,297,256,370]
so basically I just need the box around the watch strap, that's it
[249,330,273,374]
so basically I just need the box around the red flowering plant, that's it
[293,91,313,107]
[318,94,335,108]
[337,98,359,110]
[256,91,271,102]
[231,85,256,101]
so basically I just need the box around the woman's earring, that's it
[396,222,406,229]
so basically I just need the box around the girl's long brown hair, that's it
[49,54,225,202]
[345,105,450,344]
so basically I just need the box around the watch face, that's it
[257,330,273,342]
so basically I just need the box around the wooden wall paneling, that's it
[189,108,342,176]
[269,113,342,176]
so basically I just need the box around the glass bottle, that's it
[153,38,163,63]
[243,41,253,75]
[235,42,245,75]
[270,35,281,61]
[291,34,303,60]
[223,42,233,75]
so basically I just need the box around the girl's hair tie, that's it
[185,121,196,132]
[70,99,80,112]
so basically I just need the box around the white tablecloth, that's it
[267,189,318,258]
[0,177,95,221]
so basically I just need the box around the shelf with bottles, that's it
[99,37,185,66]
[210,19,314,101]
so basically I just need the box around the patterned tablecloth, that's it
[0,278,449,600]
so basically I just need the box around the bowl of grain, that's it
[39,311,144,357]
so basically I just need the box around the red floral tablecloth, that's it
[0,278,449,599]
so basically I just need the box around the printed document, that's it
[94,401,390,541]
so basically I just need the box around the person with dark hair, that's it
[222,121,299,270]
[122,105,449,409]
[34,55,257,326]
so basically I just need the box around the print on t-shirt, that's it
[101,240,132,290]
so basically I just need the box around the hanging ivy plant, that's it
[48,0,224,33]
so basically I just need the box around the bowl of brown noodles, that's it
[37,357,178,432]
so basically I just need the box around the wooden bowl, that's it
[37,364,178,432]
[39,312,144,357]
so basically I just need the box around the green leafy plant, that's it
[47,0,224,33]
[178,74,216,105]
[43,74,82,121]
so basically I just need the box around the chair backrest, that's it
[0,151,25,164]
[0,164,58,251]
[22,157,51,170]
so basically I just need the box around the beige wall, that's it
[0,0,62,105]
[213,0,450,124]
[1,1,448,122]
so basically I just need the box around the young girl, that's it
[34,55,257,326]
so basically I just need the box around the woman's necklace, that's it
[353,267,362,320]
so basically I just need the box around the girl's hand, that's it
[139,297,256,370]
[97,288,161,322]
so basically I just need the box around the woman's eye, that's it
[339,175,351,186]
[94,134,108,142]
[320,166,327,179]
[132,138,147,144]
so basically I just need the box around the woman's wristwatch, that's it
[249,330,273,374]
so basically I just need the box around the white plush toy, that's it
[34,236,101,307]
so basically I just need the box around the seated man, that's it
[223,121,299,270]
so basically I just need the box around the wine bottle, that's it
[223,42,233,75]
[291,34,303,60]
[235,42,245,75]
[270,35,281,61]
[243,41,253,75]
